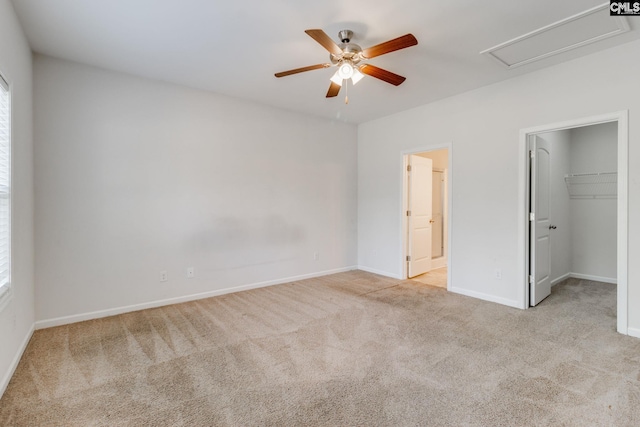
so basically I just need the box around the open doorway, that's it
[402,147,450,289]
[520,111,628,335]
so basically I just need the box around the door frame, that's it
[401,143,453,289]
[518,111,628,334]
[431,168,448,269]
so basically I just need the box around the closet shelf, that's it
[564,172,617,199]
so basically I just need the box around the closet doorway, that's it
[519,111,628,335]
[402,147,450,289]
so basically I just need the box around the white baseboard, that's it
[36,266,358,329]
[551,272,617,286]
[356,265,403,280]
[627,328,640,339]
[1,323,34,398]
[449,286,520,309]
[569,273,617,285]
[551,273,572,287]
[431,257,447,270]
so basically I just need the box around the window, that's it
[0,74,10,303]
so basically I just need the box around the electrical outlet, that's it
[314,252,319,261]
[160,270,168,282]
[186,267,194,278]
[494,269,502,280]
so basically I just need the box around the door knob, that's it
[549,225,557,229]
[430,219,435,223]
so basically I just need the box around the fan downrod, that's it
[338,30,353,43]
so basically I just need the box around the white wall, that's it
[34,55,357,325]
[538,130,572,285]
[0,0,35,396]
[357,39,640,331]
[569,122,617,280]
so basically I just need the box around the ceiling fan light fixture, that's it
[337,62,354,79]
[330,71,343,86]
[351,68,364,85]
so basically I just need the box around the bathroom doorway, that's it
[403,148,449,289]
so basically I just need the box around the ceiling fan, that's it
[275,29,418,102]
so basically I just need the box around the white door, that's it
[530,135,552,306]
[408,155,433,278]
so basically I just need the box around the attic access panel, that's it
[481,3,629,68]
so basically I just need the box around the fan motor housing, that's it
[331,30,363,65]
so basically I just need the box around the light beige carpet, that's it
[1,271,639,426]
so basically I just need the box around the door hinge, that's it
[529,212,535,221]
[407,165,412,172]
[529,150,535,158]
[406,256,411,261]
[529,275,534,284]
[407,210,411,216]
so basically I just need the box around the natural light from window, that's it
[0,74,10,303]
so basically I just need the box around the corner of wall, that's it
[0,324,34,397]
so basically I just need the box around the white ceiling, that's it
[10,0,640,123]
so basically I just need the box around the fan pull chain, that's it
[345,79,349,104]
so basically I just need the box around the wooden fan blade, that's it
[305,29,343,56]
[362,34,418,59]
[326,81,341,98]
[359,64,406,86]
[275,63,330,78]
